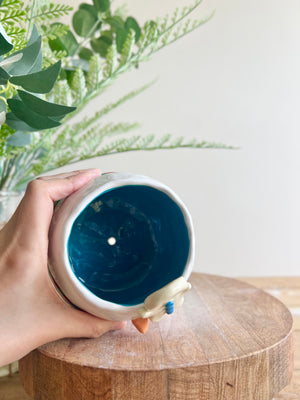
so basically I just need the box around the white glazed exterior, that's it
[48,172,195,321]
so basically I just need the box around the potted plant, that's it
[0,0,231,222]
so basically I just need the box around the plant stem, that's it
[73,18,102,57]
[26,0,36,40]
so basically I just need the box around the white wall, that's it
[58,0,300,276]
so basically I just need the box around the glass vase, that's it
[0,191,23,228]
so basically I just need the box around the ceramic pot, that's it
[48,172,195,322]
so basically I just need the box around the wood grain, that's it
[18,273,293,400]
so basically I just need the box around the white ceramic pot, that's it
[48,172,195,322]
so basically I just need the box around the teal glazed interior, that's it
[67,185,190,306]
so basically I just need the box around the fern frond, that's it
[76,121,139,157]
[181,6,189,18]
[103,44,118,78]
[139,20,159,51]
[52,125,71,150]
[86,54,103,92]
[161,30,172,46]
[4,26,25,37]
[0,8,25,24]
[171,8,179,24]
[70,68,87,104]
[52,79,73,106]
[95,137,130,156]
[3,25,26,50]
[159,15,169,32]
[75,135,233,159]
[138,0,208,56]
[119,29,136,66]
[134,134,155,149]
[35,121,139,170]
[1,0,23,7]
[65,81,154,136]
[42,44,67,68]
[95,122,139,139]
[0,0,26,50]
[169,136,184,147]
[41,23,69,40]
[97,135,233,156]
[153,134,172,147]
[158,12,214,51]
[31,3,73,23]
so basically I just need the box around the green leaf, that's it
[28,48,42,73]
[93,0,110,13]
[0,22,13,56]
[69,59,89,72]
[91,35,112,57]
[6,131,32,147]
[0,98,6,113]
[27,25,39,46]
[105,16,124,31]
[79,3,98,18]
[7,99,62,129]
[78,3,102,31]
[5,36,42,75]
[5,112,40,132]
[0,97,6,125]
[0,112,5,126]
[10,61,61,94]
[116,28,127,53]
[78,47,93,60]
[17,90,76,117]
[0,66,10,85]
[72,9,97,37]
[48,23,78,56]
[125,17,141,42]
[101,30,114,41]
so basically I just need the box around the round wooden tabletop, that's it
[19,273,294,400]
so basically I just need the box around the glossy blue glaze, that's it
[68,185,190,306]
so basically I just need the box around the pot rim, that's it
[48,172,195,321]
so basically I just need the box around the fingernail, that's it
[84,168,101,177]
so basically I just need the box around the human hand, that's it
[0,170,126,367]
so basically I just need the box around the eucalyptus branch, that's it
[73,19,102,57]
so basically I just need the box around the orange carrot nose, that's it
[132,317,150,334]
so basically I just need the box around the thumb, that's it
[19,169,101,230]
[27,169,102,203]
[2,169,101,248]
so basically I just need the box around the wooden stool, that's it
[19,273,294,400]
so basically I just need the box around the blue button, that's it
[165,300,174,314]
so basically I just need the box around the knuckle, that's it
[88,322,108,338]
[26,179,45,195]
